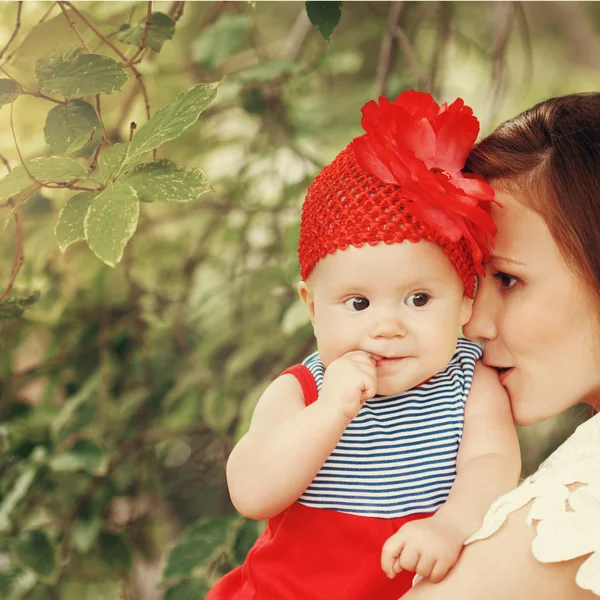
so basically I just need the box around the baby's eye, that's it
[344,297,370,311]
[492,272,519,291]
[405,292,430,308]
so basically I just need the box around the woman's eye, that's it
[405,293,430,308]
[492,272,518,291]
[344,297,370,311]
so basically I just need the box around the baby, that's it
[207,90,520,600]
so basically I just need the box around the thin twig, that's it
[429,1,452,98]
[109,85,140,140]
[376,2,404,98]
[64,2,152,123]
[486,1,517,124]
[0,200,24,302]
[95,94,111,145]
[10,83,38,185]
[2,2,58,68]
[514,3,533,95]
[169,1,185,22]
[21,90,67,105]
[88,139,104,175]
[0,153,10,173]
[58,1,92,53]
[281,6,313,61]
[0,1,22,63]
[128,1,152,64]
[0,148,23,302]
[394,26,429,91]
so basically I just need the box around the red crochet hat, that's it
[298,91,497,298]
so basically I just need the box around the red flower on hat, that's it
[352,90,496,273]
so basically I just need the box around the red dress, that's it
[206,365,425,600]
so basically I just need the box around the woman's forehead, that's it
[490,189,556,260]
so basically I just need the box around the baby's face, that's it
[299,240,473,396]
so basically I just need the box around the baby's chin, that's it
[374,379,413,398]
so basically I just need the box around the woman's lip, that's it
[498,367,514,384]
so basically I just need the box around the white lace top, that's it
[466,411,600,596]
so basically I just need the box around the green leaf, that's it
[13,531,57,579]
[306,1,342,41]
[117,12,176,53]
[51,372,100,439]
[55,192,95,252]
[191,14,250,70]
[38,53,129,98]
[233,519,260,565]
[203,388,237,433]
[123,159,210,203]
[73,487,113,553]
[0,157,88,204]
[94,142,129,183]
[44,100,101,155]
[233,59,300,83]
[49,438,104,474]
[162,518,232,582]
[0,448,46,533]
[0,292,41,322]
[164,579,209,600]
[6,10,99,90]
[98,533,133,574]
[126,82,220,165]
[241,88,266,114]
[0,79,21,106]
[84,181,139,267]
[73,511,102,554]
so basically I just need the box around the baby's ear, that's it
[459,293,473,327]
[297,281,316,329]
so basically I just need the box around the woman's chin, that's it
[510,398,568,427]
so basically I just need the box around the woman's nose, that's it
[463,280,499,341]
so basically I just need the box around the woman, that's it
[404,93,600,599]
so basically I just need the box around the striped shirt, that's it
[297,338,482,519]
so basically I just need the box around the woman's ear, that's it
[298,280,316,332]
[460,294,474,327]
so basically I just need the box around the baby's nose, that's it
[372,315,406,338]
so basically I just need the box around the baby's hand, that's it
[320,351,377,421]
[381,514,465,583]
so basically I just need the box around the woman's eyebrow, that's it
[489,255,526,268]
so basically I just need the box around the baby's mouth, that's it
[371,355,405,367]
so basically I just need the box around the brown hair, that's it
[466,93,600,296]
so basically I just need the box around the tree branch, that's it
[376,1,404,97]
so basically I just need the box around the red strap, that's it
[281,364,319,406]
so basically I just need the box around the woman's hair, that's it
[466,93,600,298]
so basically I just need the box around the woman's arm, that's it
[404,501,596,599]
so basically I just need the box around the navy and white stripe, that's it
[298,338,482,519]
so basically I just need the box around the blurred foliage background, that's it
[0,1,597,598]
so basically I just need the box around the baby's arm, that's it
[227,351,376,521]
[434,361,521,535]
[381,361,520,581]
